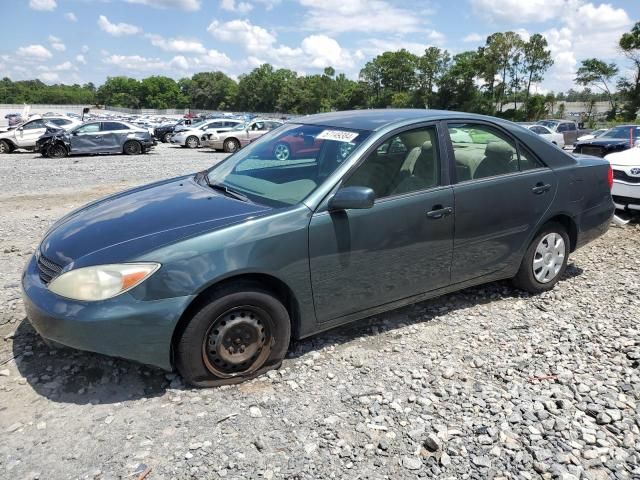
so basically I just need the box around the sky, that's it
[0,0,637,94]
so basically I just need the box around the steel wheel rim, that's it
[201,306,272,378]
[187,137,198,148]
[533,233,565,283]
[274,143,290,161]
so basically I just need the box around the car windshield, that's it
[537,120,558,129]
[206,123,371,207]
[600,126,640,139]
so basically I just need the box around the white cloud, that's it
[145,34,206,54]
[65,12,78,22]
[103,54,168,71]
[76,54,87,64]
[208,19,276,51]
[170,56,190,70]
[428,30,445,45]
[463,33,484,43]
[255,0,281,9]
[220,0,253,13]
[81,45,89,53]
[198,49,233,68]
[97,15,141,37]
[29,0,57,11]
[470,0,565,23]
[125,0,201,11]
[39,72,60,82]
[16,44,53,60]
[48,35,66,52]
[52,61,75,71]
[300,35,352,69]
[298,0,422,34]
[358,38,428,57]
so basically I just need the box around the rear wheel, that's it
[176,284,290,387]
[123,140,142,155]
[0,140,11,154]
[163,132,172,143]
[513,222,569,293]
[223,138,240,153]
[186,136,199,149]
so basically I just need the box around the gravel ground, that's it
[0,143,639,480]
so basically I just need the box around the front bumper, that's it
[21,255,193,370]
[612,181,640,211]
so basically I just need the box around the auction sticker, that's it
[316,129,359,142]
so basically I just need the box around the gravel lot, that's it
[0,143,639,480]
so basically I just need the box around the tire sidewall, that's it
[186,136,199,148]
[0,140,9,154]
[124,140,141,155]
[517,222,570,293]
[176,288,290,387]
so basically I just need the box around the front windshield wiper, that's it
[195,170,249,202]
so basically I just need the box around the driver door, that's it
[16,119,47,147]
[308,124,455,323]
[70,123,102,153]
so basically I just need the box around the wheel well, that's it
[170,273,300,367]
[544,214,578,252]
[1,138,16,150]
[225,137,239,145]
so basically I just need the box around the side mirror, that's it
[328,186,375,211]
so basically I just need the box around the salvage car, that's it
[36,120,155,158]
[524,124,565,148]
[22,109,614,387]
[0,115,80,153]
[573,125,640,157]
[605,145,640,217]
[536,119,589,146]
[170,119,243,148]
[204,119,283,152]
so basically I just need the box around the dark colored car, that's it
[154,122,179,143]
[37,121,156,158]
[573,125,640,157]
[22,109,614,387]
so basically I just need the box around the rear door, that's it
[101,121,130,152]
[309,124,454,322]
[445,121,557,284]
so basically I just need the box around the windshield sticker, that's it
[316,129,359,143]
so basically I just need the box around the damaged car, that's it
[37,120,156,158]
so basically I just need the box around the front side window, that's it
[207,123,371,207]
[75,123,100,134]
[601,126,640,139]
[448,123,522,181]
[343,126,440,198]
[24,119,46,129]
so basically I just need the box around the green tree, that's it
[575,58,619,111]
[139,76,185,109]
[522,34,553,111]
[360,49,418,107]
[619,22,640,119]
[187,71,238,110]
[415,47,450,108]
[96,76,141,108]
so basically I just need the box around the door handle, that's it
[427,206,453,219]
[532,183,551,194]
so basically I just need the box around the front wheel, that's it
[47,143,68,158]
[176,284,291,387]
[273,142,291,161]
[513,222,569,293]
[163,132,172,143]
[0,140,11,154]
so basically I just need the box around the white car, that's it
[0,115,80,153]
[605,145,640,216]
[525,125,565,149]
[577,128,608,142]
[170,118,243,148]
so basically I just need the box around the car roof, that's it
[296,109,503,131]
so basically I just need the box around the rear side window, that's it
[102,122,128,131]
[448,123,542,181]
[24,119,46,129]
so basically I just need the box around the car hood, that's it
[605,147,640,166]
[576,138,630,148]
[40,176,272,268]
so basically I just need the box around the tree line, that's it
[1,24,638,121]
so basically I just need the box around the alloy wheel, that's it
[273,143,290,161]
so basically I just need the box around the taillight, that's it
[607,165,613,189]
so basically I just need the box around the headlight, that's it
[48,263,160,301]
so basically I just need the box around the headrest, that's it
[421,140,433,152]
[485,141,513,156]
